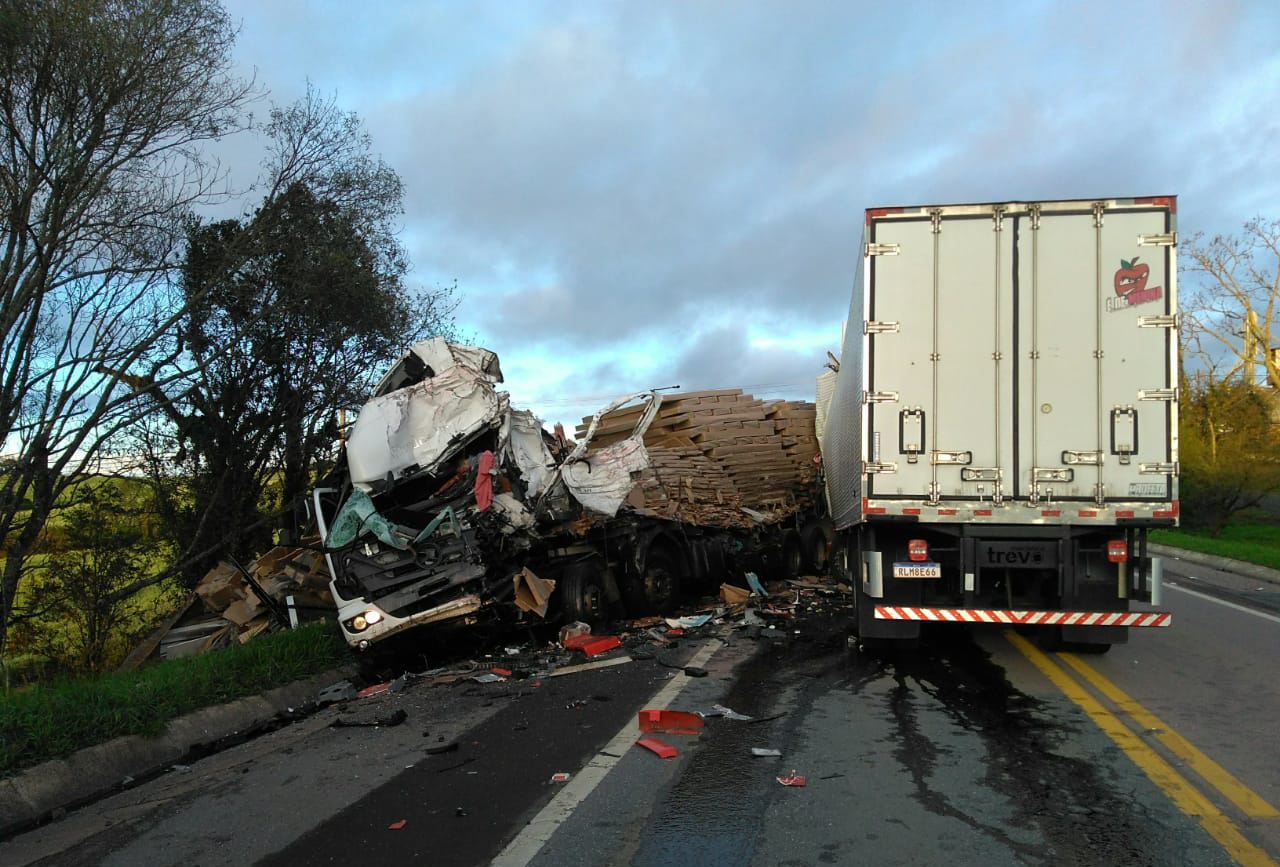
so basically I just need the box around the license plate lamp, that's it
[1106,540,1128,563]
[908,539,928,562]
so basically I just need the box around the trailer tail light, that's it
[1107,540,1128,563]
[908,539,929,562]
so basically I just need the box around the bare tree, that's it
[1181,218,1280,388]
[0,0,255,653]
[1179,218,1280,530]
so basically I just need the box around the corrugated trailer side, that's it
[823,198,1175,649]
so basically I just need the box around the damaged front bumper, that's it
[336,592,484,650]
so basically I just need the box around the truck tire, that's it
[781,530,804,581]
[561,560,608,624]
[625,544,682,614]
[800,521,829,575]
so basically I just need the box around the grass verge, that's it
[1150,510,1280,572]
[0,622,348,777]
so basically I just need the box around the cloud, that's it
[217,0,1280,417]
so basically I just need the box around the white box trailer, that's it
[822,198,1176,648]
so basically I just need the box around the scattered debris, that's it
[141,545,336,662]
[559,621,591,644]
[703,704,752,721]
[330,709,408,729]
[777,771,807,787]
[665,615,712,630]
[471,673,506,684]
[636,737,678,759]
[720,583,751,605]
[357,682,392,698]
[562,634,622,656]
[317,681,358,706]
[548,656,633,677]
[425,742,460,755]
[745,572,767,596]
[388,819,407,830]
[638,709,706,736]
[550,772,572,783]
[752,748,782,757]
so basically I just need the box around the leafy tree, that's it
[142,179,455,585]
[18,487,174,674]
[0,0,250,653]
[1179,378,1280,535]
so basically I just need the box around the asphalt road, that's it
[4,563,1277,867]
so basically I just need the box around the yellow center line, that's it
[1059,650,1280,819]
[1004,630,1276,867]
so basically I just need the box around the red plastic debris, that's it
[665,628,684,636]
[777,772,807,787]
[638,709,705,736]
[357,682,391,698]
[550,772,571,782]
[636,737,678,758]
[388,819,407,830]
[490,667,513,677]
[474,450,495,512]
[562,634,622,656]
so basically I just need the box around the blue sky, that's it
[217,0,1280,428]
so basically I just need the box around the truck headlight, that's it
[346,609,385,633]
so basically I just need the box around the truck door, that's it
[1017,203,1177,505]
[868,211,1016,503]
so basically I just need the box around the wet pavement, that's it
[528,620,1242,867]
[5,572,1274,867]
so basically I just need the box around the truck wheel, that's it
[801,522,829,575]
[782,531,804,580]
[561,561,608,624]
[627,545,682,614]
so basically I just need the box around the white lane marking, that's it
[1166,582,1280,625]
[489,639,724,867]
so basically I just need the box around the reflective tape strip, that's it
[873,607,1171,627]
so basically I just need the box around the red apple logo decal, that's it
[1114,257,1149,297]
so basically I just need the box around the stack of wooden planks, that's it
[575,389,818,528]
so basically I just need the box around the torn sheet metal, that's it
[503,409,558,499]
[347,357,505,490]
[560,437,650,517]
[372,336,503,398]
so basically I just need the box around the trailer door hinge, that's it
[1138,232,1178,247]
[1138,314,1179,328]
[866,242,900,257]
[863,390,899,404]
[1140,462,1178,475]
[864,320,900,334]
[1139,388,1178,401]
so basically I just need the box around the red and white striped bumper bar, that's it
[874,607,1171,627]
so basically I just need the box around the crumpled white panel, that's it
[347,363,501,490]
[504,409,557,499]
[560,437,650,517]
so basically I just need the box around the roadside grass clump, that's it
[0,622,348,777]
[1151,509,1280,572]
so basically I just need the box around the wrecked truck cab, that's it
[313,338,823,658]
[313,339,572,652]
